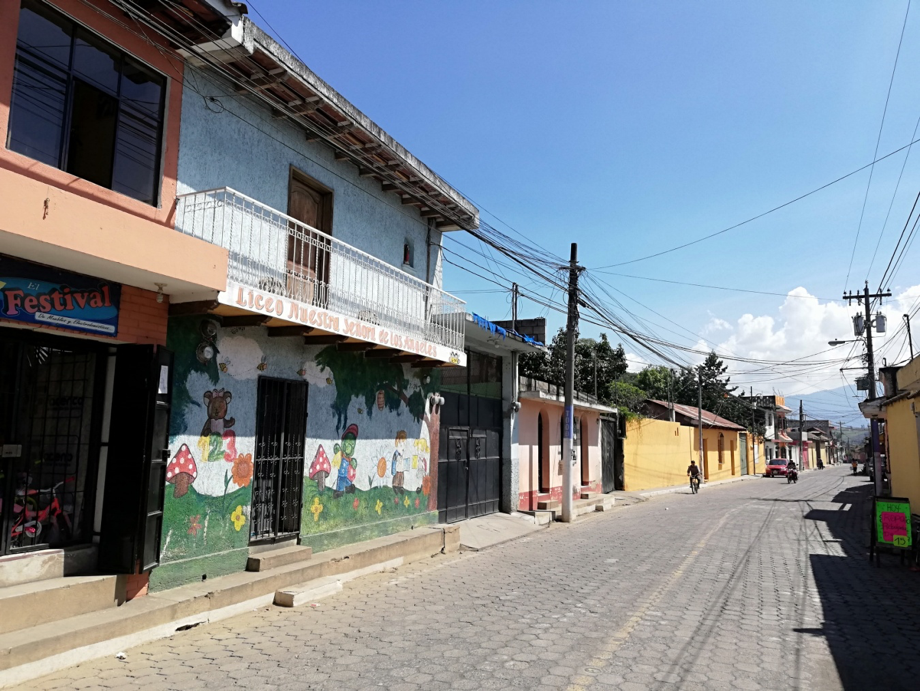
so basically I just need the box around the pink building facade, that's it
[516,378,616,510]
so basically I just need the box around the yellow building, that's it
[871,358,920,508]
[645,400,748,483]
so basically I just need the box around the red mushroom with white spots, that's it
[309,445,332,493]
[167,444,198,498]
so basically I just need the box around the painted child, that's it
[391,431,407,494]
[332,424,359,498]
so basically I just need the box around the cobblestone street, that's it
[20,467,920,691]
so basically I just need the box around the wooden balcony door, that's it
[287,172,332,307]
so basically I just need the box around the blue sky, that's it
[249,1,920,413]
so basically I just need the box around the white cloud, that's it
[625,351,650,373]
[690,284,920,396]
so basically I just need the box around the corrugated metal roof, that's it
[648,400,746,431]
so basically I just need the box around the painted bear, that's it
[201,389,235,437]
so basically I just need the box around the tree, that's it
[520,329,629,404]
[608,381,647,417]
[575,334,628,401]
[636,365,675,402]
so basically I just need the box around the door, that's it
[739,433,748,475]
[1,335,105,557]
[601,417,623,493]
[288,175,332,306]
[438,427,471,524]
[467,427,501,518]
[99,345,172,573]
[250,378,308,543]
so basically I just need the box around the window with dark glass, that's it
[6,0,165,205]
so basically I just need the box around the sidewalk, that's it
[458,512,547,551]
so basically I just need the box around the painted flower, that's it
[421,476,431,496]
[375,499,383,515]
[188,515,202,536]
[394,496,399,505]
[353,497,360,510]
[230,505,246,532]
[310,496,324,522]
[231,453,254,488]
[414,498,420,509]
[403,496,410,508]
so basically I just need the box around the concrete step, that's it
[0,526,459,687]
[579,492,601,500]
[537,500,560,510]
[246,545,313,572]
[0,575,120,635]
[274,554,404,608]
[532,511,553,526]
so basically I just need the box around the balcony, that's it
[175,187,465,365]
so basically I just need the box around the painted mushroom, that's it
[309,445,332,493]
[167,444,198,498]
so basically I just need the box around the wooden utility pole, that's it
[905,313,914,360]
[843,281,892,494]
[799,400,805,469]
[511,282,518,334]
[561,244,581,523]
[698,368,704,482]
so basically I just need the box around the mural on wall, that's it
[160,317,443,580]
[300,346,442,536]
[160,318,257,577]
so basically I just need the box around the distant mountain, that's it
[782,386,867,441]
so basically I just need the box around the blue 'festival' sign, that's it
[0,256,120,336]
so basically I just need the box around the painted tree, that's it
[314,347,442,510]
[166,317,221,435]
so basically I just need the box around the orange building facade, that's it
[0,0,228,597]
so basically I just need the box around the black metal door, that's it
[601,417,624,493]
[251,378,308,543]
[438,427,470,524]
[99,344,172,573]
[467,427,501,518]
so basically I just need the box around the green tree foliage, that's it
[519,329,628,404]
[314,347,439,432]
[608,381,648,416]
[635,365,674,402]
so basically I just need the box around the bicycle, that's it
[689,475,701,494]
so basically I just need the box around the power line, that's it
[845,0,911,289]
[592,270,837,301]
[591,134,920,269]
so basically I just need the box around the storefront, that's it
[0,329,106,556]
[0,255,172,593]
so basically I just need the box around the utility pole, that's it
[843,281,892,495]
[668,370,674,422]
[593,351,597,400]
[750,386,756,473]
[561,244,581,523]
[905,313,914,360]
[511,282,518,334]
[698,368,704,482]
[799,400,806,470]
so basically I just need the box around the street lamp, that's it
[828,339,856,346]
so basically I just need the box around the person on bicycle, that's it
[687,460,701,481]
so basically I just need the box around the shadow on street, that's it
[803,481,920,690]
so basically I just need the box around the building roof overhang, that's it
[125,2,477,230]
[465,314,545,355]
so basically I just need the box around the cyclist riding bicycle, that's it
[687,460,701,492]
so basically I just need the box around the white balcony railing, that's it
[175,187,465,352]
